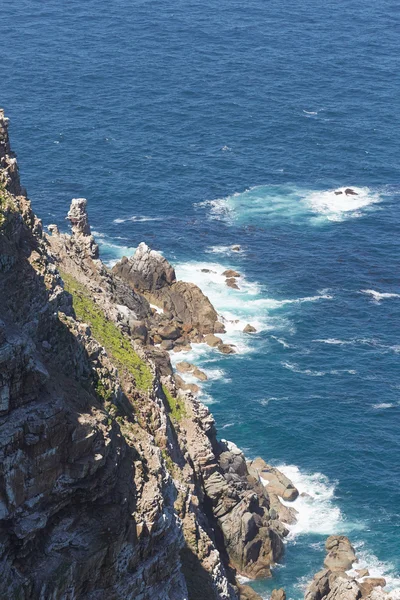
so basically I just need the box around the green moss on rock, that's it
[162,384,186,421]
[61,271,153,392]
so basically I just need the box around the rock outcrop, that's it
[305,536,400,600]
[113,243,224,335]
[0,110,294,599]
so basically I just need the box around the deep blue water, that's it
[2,1,400,598]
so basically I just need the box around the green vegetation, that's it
[61,271,153,392]
[161,449,175,474]
[162,384,187,422]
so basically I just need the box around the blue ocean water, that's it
[2,1,400,598]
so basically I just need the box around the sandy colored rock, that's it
[359,579,386,597]
[226,277,240,289]
[271,588,286,600]
[205,333,223,347]
[218,343,236,354]
[243,324,257,333]
[248,458,299,501]
[222,269,240,278]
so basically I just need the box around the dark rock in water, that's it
[226,277,239,289]
[231,245,241,252]
[334,191,343,195]
[243,324,257,333]
[271,588,286,600]
[345,188,358,196]
[222,269,241,278]
[218,343,236,354]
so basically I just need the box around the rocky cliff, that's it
[0,110,298,599]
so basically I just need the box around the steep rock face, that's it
[0,110,292,600]
[0,113,187,600]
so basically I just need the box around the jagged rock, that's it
[271,588,286,600]
[67,198,99,259]
[345,188,358,196]
[113,246,222,334]
[115,243,176,292]
[231,245,241,252]
[303,536,399,600]
[243,324,257,333]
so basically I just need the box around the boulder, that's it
[218,343,236,354]
[324,536,357,572]
[176,362,194,373]
[344,188,358,196]
[226,277,239,289]
[157,324,181,340]
[193,367,208,381]
[222,269,240,278]
[271,588,286,600]
[205,334,223,347]
[243,324,257,333]
[356,570,370,579]
[231,245,241,252]
[248,458,298,501]
[213,321,226,334]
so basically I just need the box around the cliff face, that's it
[0,110,293,600]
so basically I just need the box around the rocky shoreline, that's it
[1,109,398,600]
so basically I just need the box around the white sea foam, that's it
[348,542,400,591]
[305,187,381,222]
[361,289,400,303]
[282,362,356,377]
[372,403,396,410]
[275,465,343,537]
[205,245,245,255]
[113,215,163,224]
[198,185,383,225]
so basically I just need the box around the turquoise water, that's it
[2,1,400,597]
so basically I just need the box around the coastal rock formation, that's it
[113,244,224,335]
[305,536,400,600]
[0,110,291,599]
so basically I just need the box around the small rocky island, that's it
[1,110,398,600]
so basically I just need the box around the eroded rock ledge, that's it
[0,109,300,600]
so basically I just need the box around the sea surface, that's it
[2,1,400,597]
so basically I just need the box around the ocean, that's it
[1,0,399,597]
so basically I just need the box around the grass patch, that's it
[162,384,187,422]
[161,449,175,474]
[61,271,153,392]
